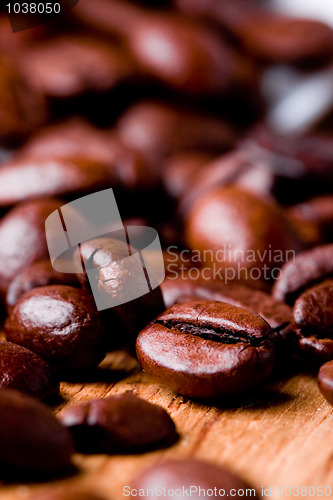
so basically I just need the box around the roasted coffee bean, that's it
[0,198,64,300]
[176,0,333,66]
[6,260,80,310]
[272,244,333,305]
[20,119,158,193]
[287,195,333,244]
[77,237,165,346]
[162,152,212,200]
[185,186,301,288]
[61,393,177,453]
[292,281,333,362]
[318,361,333,405]
[131,459,259,499]
[17,35,133,99]
[0,389,73,473]
[0,156,115,207]
[75,0,240,95]
[0,340,58,399]
[116,101,235,169]
[0,55,46,143]
[136,301,275,398]
[161,277,292,335]
[5,285,105,374]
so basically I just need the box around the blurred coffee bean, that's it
[287,195,333,243]
[6,260,80,310]
[176,0,333,67]
[0,389,73,474]
[292,280,333,362]
[272,243,333,305]
[318,360,333,405]
[32,490,106,500]
[0,156,115,207]
[61,393,177,453]
[185,186,301,288]
[74,0,242,96]
[136,301,275,398]
[162,152,212,199]
[132,459,259,500]
[5,285,105,375]
[0,55,46,144]
[0,198,63,300]
[116,101,236,170]
[20,119,159,192]
[17,35,134,99]
[0,340,58,399]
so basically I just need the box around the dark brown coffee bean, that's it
[75,0,240,95]
[131,459,259,499]
[318,360,333,405]
[136,300,275,398]
[6,260,80,310]
[5,285,105,375]
[116,101,235,169]
[0,388,73,473]
[161,277,292,332]
[61,393,178,453]
[17,35,133,99]
[0,340,58,399]
[0,55,46,143]
[272,244,333,305]
[185,186,301,288]
[77,237,165,346]
[287,195,333,244]
[0,199,64,300]
[292,280,333,362]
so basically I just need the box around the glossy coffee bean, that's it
[61,394,178,453]
[0,156,115,207]
[185,186,301,287]
[0,341,58,399]
[161,277,292,332]
[5,285,105,374]
[78,237,165,345]
[132,459,259,499]
[136,300,275,398]
[18,35,133,99]
[0,198,64,299]
[116,101,235,169]
[293,281,333,362]
[318,361,333,405]
[287,195,333,244]
[272,244,333,305]
[0,389,73,473]
[6,260,80,310]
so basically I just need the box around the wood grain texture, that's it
[0,351,332,500]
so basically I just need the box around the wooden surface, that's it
[0,350,333,500]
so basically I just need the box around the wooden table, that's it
[0,351,332,500]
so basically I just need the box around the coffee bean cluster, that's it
[0,0,333,498]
